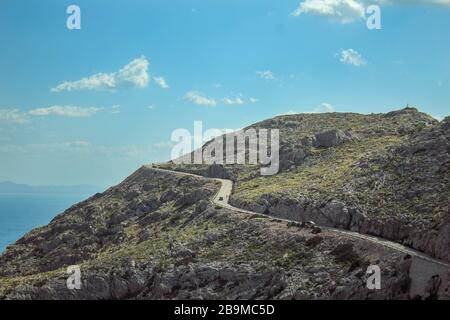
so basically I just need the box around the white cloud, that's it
[277,110,298,116]
[51,56,150,92]
[117,56,149,88]
[184,92,258,106]
[256,70,276,80]
[311,102,335,113]
[222,97,245,105]
[111,105,121,114]
[1,105,107,124]
[339,49,367,66]
[291,1,450,24]
[153,76,169,89]
[281,103,334,116]
[28,106,103,117]
[184,91,217,106]
[222,96,259,105]
[0,109,30,124]
[51,73,116,92]
[291,0,365,23]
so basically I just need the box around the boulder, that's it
[314,129,351,148]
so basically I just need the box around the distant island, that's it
[0,181,101,195]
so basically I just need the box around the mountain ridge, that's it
[158,107,450,263]
[0,107,449,300]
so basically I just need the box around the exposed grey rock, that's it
[313,129,353,148]
[1,108,448,300]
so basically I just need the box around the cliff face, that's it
[0,108,448,300]
[0,167,413,300]
[161,108,450,263]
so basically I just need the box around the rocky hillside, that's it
[0,107,448,300]
[158,108,450,263]
[0,166,418,299]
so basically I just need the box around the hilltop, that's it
[160,108,450,263]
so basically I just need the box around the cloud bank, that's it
[29,105,103,117]
[0,105,107,124]
[0,109,30,124]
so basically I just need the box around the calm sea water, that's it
[0,193,92,253]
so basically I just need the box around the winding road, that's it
[148,165,450,297]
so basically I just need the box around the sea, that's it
[0,193,93,253]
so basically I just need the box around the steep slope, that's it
[1,167,416,299]
[158,108,450,262]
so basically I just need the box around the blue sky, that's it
[0,0,449,187]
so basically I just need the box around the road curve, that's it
[147,165,450,269]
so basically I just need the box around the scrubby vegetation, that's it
[0,166,412,299]
[1,108,448,299]
[159,108,449,262]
